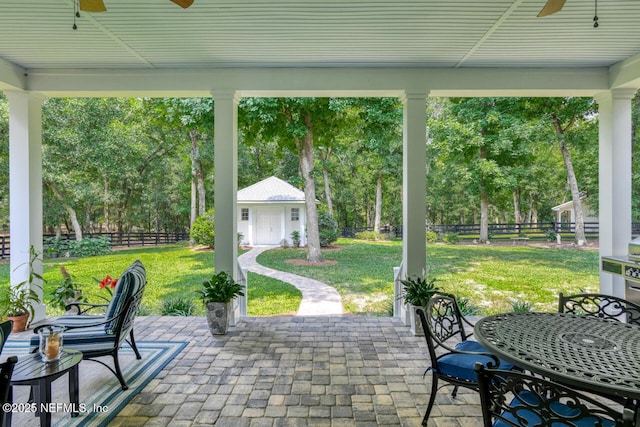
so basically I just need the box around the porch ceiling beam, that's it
[609,51,640,89]
[22,67,609,98]
[0,58,27,91]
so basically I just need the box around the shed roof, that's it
[238,176,305,203]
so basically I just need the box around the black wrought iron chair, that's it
[474,363,635,427]
[558,292,640,325]
[0,320,12,353]
[417,293,519,426]
[30,260,146,390]
[0,355,18,426]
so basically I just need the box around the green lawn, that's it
[256,238,600,315]
[0,244,301,317]
[1,239,599,317]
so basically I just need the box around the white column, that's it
[6,91,46,322]
[596,88,636,296]
[212,90,239,278]
[401,92,428,278]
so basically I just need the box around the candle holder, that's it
[38,326,64,363]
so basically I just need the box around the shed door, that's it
[256,207,281,244]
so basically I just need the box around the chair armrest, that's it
[65,301,109,315]
[34,308,122,333]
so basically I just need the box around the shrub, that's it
[426,231,438,243]
[546,228,557,242]
[67,237,111,257]
[456,295,481,316]
[511,299,533,313]
[191,208,215,248]
[318,211,339,247]
[44,237,70,258]
[443,232,460,244]
[355,231,385,241]
[161,298,196,316]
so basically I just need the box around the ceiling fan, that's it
[537,0,567,17]
[78,0,194,12]
[537,0,599,27]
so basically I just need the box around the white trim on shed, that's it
[237,177,306,246]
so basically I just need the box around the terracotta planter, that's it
[205,301,231,335]
[7,313,29,333]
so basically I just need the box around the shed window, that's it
[291,208,300,221]
[241,208,249,221]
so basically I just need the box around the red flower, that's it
[99,275,118,290]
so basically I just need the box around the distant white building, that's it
[237,176,307,246]
[551,199,599,224]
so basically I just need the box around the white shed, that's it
[237,176,307,246]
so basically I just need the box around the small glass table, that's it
[474,312,640,403]
[8,349,83,427]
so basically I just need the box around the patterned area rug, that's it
[2,340,187,427]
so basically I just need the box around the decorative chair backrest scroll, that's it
[559,292,640,326]
[475,363,634,427]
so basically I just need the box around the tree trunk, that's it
[48,182,83,241]
[300,114,323,263]
[551,115,587,246]
[512,190,522,224]
[322,164,333,217]
[479,146,489,242]
[374,172,383,232]
[189,130,206,216]
[103,176,110,232]
[558,138,587,245]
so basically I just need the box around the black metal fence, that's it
[0,231,190,259]
[341,222,640,239]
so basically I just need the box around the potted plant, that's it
[399,274,439,336]
[291,230,301,248]
[49,266,84,314]
[0,246,45,332]
[197,271,244,335]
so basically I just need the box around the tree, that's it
[521,97,596,245]
[240,98,346,262]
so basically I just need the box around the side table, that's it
[8,349,83,427]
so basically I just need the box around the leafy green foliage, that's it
[511,300,534,312]
[67,237,111,257]
[426,231,439,243]
[399,275,439,307]
[443,232,460,244]
[197,271,244,304]
[161,298,196,316]
[0,246,45,324]
[318,211,339,246]
[190,208,215,248]
[48,265,84,311]
[354,231,385,241]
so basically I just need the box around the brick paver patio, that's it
[107,315,483,426]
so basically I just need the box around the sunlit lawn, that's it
[1,239,600,317]
[0,244,301,317]
[256,238,600,315]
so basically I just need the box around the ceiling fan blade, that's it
[537,0,567,17]
[170,0,195,8]
[79,0,107,12]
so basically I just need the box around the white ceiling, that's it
[1,0,640,96]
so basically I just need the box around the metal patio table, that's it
[474,312,640,406]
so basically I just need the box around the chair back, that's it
[0,355,17,425]
[559,292,640,325]
[418,294,468,364]
[104,260,146,334]
[111,287,145,346]
[0,320,12,353]
[474,363,634,427]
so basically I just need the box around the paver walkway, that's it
[238,246,343,316]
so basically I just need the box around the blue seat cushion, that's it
[494,390,616,427]
[436,340,516,382]
[30,325,117,354]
